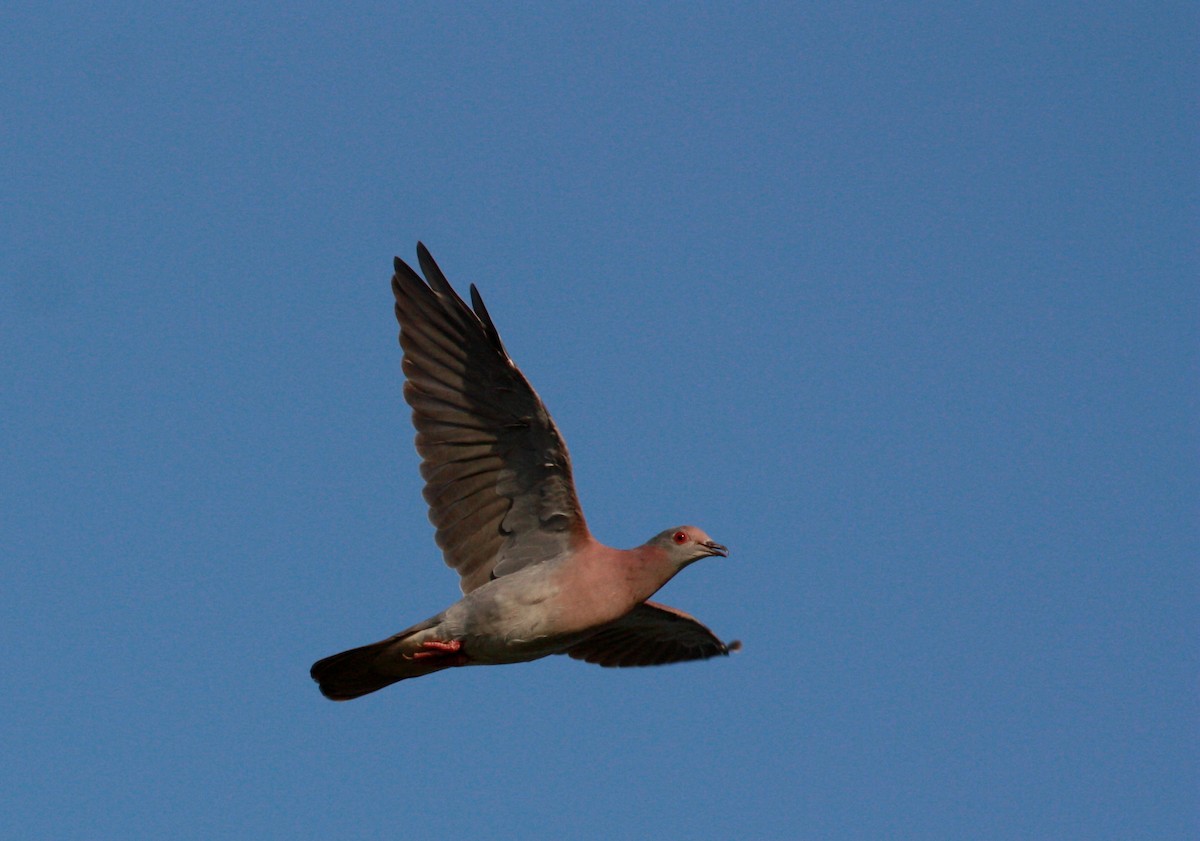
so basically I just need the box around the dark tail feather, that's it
[310,621,446,701]
[310,640,407,701]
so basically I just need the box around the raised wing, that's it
[392,244,590,593]
[564,601,739,667]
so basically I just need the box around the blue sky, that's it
[3,3,1196,839]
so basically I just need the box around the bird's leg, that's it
[410,639,468,666]
[414,640,461,657]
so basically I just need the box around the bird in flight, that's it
[310,244,736,700]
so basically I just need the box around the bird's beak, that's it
[702,540,729,558]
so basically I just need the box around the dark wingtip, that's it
[469,283,509,357]
[391,255,423,299]
[415,237,434,267]
[393,242,510,360]
[415,242,457,299]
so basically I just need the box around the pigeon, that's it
[310,244,736,700]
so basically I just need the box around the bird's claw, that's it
[410,639,468,665]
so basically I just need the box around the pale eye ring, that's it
[672,530,688,545]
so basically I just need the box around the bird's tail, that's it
[310,620,449,701]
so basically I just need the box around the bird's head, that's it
[651,526,728,570]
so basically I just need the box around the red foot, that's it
[410,639,468,666]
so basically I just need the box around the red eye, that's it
[672,531,688,545]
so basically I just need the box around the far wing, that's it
[564,601,739,667]
[392,244,590,593]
